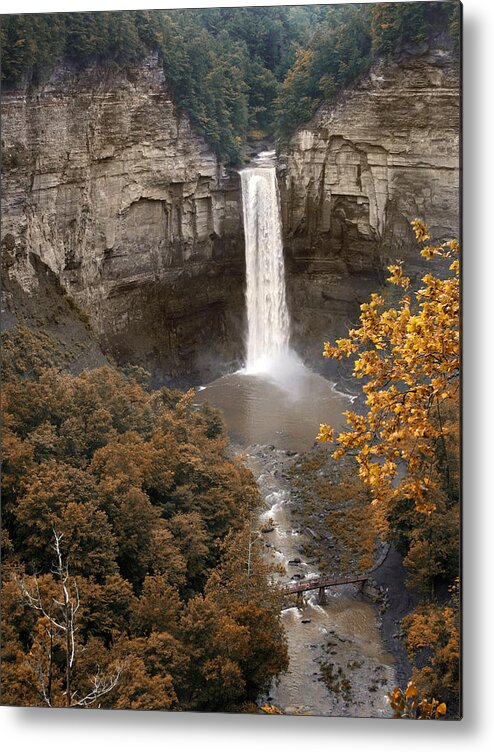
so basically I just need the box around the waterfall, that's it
[240,152,291,373]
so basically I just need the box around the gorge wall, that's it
[2,48,460,385]
[1,56,245,385]
[278,45,460,372]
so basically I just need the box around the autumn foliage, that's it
[1,341,287,709]
[402,581,460,704]
[318,220,459,519]
[318,222,460,714]
[388,681,447,720]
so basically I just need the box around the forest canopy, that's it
[1,2,460,161]
[1,331,288,709]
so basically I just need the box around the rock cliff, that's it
[278,47,460,371]
[2,49,460,385]
[2,55,245,385]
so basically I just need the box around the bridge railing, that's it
[284,573,368,595]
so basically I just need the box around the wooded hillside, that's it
[1,3,460,161]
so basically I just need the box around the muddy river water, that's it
[197,360,395,717]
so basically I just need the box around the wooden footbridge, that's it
[283,573,368,605]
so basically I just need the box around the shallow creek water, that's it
[197,362,395,717]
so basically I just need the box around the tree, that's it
[318,221,459,527]
[275,48,317,141]
[204,525,288,704]
[110,486,161,587]
[14,462,117,580]
[78,573,137,642]
[167,512,210,594]
[318,221,460,710]
[388,584,459,719]
[17,531,122,707]
[111,631,187,710]
[178,594,249,710]
[133,575,182,636]
[2,328,287,710]
[402,581,460,704]
[108,654,176,710]
[388,681,447,720]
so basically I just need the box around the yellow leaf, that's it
[405,681,418,700]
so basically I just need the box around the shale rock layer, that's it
[2,50,459,383]
[2,56,244,385]
[278,49,460,369]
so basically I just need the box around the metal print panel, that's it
[1,1,461,718]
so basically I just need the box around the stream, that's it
[197,361,396,717]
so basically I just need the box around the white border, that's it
[1,0,493,748]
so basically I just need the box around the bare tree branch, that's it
[17,529,122,707]
[72,663,125,708]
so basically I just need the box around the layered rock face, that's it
[2,49,460,385]
[2,56,245,385]
[278,48,460,371]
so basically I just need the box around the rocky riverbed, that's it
[242,443,398,717]
[197,360,417,716]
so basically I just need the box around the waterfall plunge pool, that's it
[196,354,352,452]
[202,151,355,452]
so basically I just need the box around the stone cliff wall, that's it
[278,47,460,371]
[2,49,460,385]
[2,56,245,385]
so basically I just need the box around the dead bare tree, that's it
[18,530,123,707]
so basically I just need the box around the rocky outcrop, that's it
[2,55,245,385]
[278,47,460,370]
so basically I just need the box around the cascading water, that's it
[240,151,291,373]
